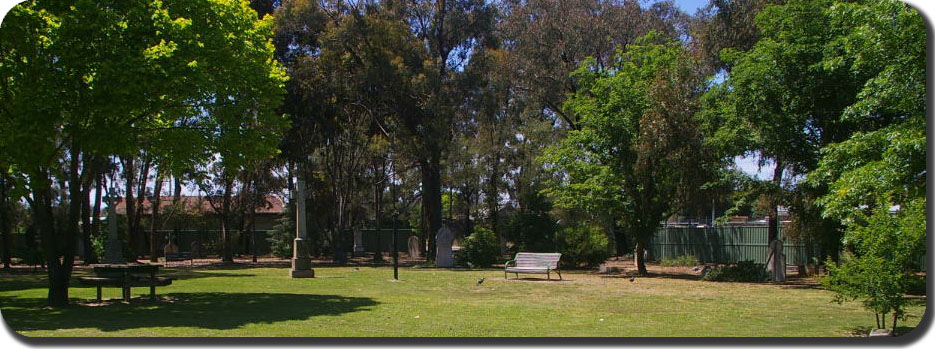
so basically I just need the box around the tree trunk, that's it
[612,222,628,256]
[767,159,785,282]
[122,157,138,259]
[420,155,442,261]
[221,177,234,263]
[149,173,163,262]
[0,174,12,269]
[373,166,384,263]
[488,151,504,256]
[134,157,151,258]
[40,145,81,307]
[891,309,899,333]
[634,238,648,276]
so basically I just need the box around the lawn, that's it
[0,265,926,337]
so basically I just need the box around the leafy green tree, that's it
[0,0,286,306]
[809,0,925,332]
[500,0,687,130]
[543,33,708,275]
[697,0,878,280]
[691,0,777,72]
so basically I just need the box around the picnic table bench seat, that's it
[78,264,173,302]
[504,252,562,280]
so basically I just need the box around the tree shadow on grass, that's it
[2,292,378,333]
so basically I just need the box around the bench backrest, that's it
[513,252,561,269]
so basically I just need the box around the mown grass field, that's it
[0,265,926,337]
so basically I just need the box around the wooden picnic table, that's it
[80,263,172,302]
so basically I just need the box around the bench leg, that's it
[150,286,156,301]
[557,271,563,281]
[96,287,102,302]
[504,270,507,279]
[123,287,130,302]
[547,270,551,280]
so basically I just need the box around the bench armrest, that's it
[504,260,516,268]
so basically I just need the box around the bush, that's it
[660,255,700,267]
[904,274,925,296]
[702,260,770,282]
[556,223,612,268]
[457,227,501,268]
[505,212,558,253]
[266,207,295,258]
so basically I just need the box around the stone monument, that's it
[291,176,314,278]
[163,240,179,255]
[435,225,454,267]
[352,228,365,257]
[102,189,126,264]
[407,235,421,258]
[766,239,786,282]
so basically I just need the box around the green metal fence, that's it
[650,226,821,265]
[357,229,414,253]
[155,228,415,256]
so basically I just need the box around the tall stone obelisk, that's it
[102,188,126,264]
[290,175,314,278]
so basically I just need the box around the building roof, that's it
[113,195,285,216]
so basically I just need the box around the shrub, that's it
[702,260,770,282]
[660,255,700,267]
[556,223,612,268]
[904,274,925,296]
[506,212,558,253]
[266,207,295,258]
[457,227,501,268]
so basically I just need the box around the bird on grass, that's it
[476,277,486,285]
[629,276,636,283]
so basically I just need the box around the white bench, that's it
[504,252,562,280]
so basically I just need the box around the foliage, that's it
[266,203,295,259]
[691,0,777,72]
[702,261,769,282]
[660,255,700,267]
[500,0,687,128]
[556,223,612,268]
[819,200,925,330]
[0,0,287,305]
[806,0,926,332]
[695,0,924,280]
[542,32,708,274]
[505,211,558,253]
[457,227,502,268]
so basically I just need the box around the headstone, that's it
[765,239,786,282]
[408,236,421,258]
[435,226,454,267]
[163,240,179,255]
[598,265,621,274]
[190,240,201,258]
[352,229,365,257]
[869,329,892,337]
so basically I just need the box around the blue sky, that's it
[665,0,709,14]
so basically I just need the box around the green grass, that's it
[0,266,926,337]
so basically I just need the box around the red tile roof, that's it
[113,195,285,216]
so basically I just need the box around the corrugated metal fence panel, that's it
[650,226,820,265]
